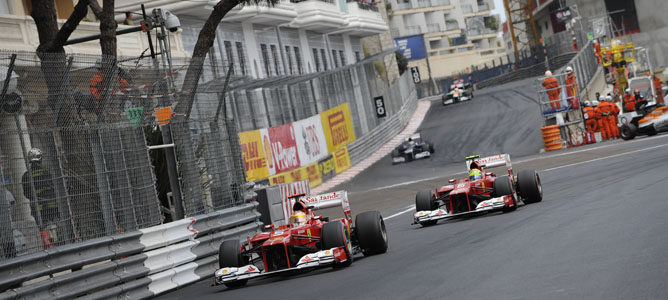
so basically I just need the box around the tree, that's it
[175,0,279,117]
[395,51,408,75]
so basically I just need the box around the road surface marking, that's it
[385,205,416,220]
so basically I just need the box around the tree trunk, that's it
[99,0,117,58]
[175,0,241,116]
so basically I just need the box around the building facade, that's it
[388,0,506,80]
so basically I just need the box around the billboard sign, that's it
[394,35,426,61]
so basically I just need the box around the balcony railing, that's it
[347,0,379,11]
[397,2,413,9]
[427,23,442,33]
[461,4,473,13]
[405,25,422,35]
[445,21,459,30]
[417,0,431,8]
[391,28,401,37]
[468,27,496,37]
[477,2,490,11]
[432,0,451,6]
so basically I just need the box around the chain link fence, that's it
[0,50,249,258]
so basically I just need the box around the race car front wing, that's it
[413,196,513,224]
[214,247,346,285]
[392,150,431,163]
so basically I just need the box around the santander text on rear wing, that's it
[298,191,352,225]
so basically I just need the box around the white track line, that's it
[381,142,668,221]
[367,134,668,192]
[385,205,416,220]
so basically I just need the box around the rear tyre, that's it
[620,123,637,140]
[647,125,657,136]
[517,169,543,204]
[415,189,438,226]
[218,240,248,288]
[321,221,353,267]
[355,211,388,256]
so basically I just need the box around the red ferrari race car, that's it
[413,154,542,226]
[214,191,388,288]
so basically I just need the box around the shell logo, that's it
[324,251,331,255]
[222,269,228,274]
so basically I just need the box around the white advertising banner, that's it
[293,114,328,166]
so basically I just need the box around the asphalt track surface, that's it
[158,79,668,300]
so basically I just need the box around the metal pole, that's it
[160,124,184,219]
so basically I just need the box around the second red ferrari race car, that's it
[214,191,388,288]
[413,154,542,226]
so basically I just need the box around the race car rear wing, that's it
[466,154,513,176]
[296,191,352,226]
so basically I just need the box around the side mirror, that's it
[263,224,275,232]
[448,179,456,183]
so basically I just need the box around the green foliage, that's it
[395,51,408,75]
[484,16,499,31]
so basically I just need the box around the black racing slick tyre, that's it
[355,211,388,256]
[492,176,514,197]
[415,189,437,226]
[321,221,353,267]
[218,239,248,288]
[517,169,543,204]
[620,123,637,140]
[647,125,658,136]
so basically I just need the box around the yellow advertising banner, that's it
[321,102,356,153]
[333,147,351,174]
[304,163,322,188]
[269,165,309,186]
[238,130,270,181]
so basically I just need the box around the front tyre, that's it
[218,240,249,288]
[415,189,438,226]
[321,221,353,267]
[355,211,388,256]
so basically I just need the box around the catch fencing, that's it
[0,50,248,259]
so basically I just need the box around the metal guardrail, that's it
[347,84,418,166]
[0,203,262,299]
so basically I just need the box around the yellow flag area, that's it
[238,130,270,181]
[320,103,356,153]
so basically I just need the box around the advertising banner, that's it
[318,154,336,182]
[259,128,276,176]
[238,130,270,181]
[304,163,322,188]
[294,114,328,165]
[321,103,356,152]
[333,147,351,174]
[267,123,301,174]
[394,35,426,61]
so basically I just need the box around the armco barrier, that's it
[0,202,262,299]
[347,86,418,166]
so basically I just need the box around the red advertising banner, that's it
[267,123,301,174]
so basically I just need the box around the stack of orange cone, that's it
[542,125,563,151]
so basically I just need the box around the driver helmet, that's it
[290,211,307,226]
[28,148,43,163]
[469,168,483,181]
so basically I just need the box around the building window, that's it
[236,42,247,76]
[339,50,346,66]
[332,50,340,68]
[320,49,328,70]
[261,44,272,77]
[355,51,361,62]
[313,48,321,72]
[270,44,282,76]
[223,41,235,74]
[294,46,303,74]
[285,46,294,75]
[604,0,640,34]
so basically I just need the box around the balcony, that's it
[467,27,497,39]
[445,21,459,31]
[291,0,347,32]
[0,14,188,58]
[477,2,490,11]
[343,1,389,37]
[222,0,298,25]
[405,25,423,36]
[427,23,442,33]
[392,0,452,15]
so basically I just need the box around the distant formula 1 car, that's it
[413,154,542,226]
[214,191,388,288]
[442,81,473,105]
[391,133,435,164]
[618,77,668,140]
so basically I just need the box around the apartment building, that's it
[115,0,389,79]
[388,0,506,79]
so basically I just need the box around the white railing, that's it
[427,23,442,33]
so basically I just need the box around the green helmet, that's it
[469,168,482,180]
